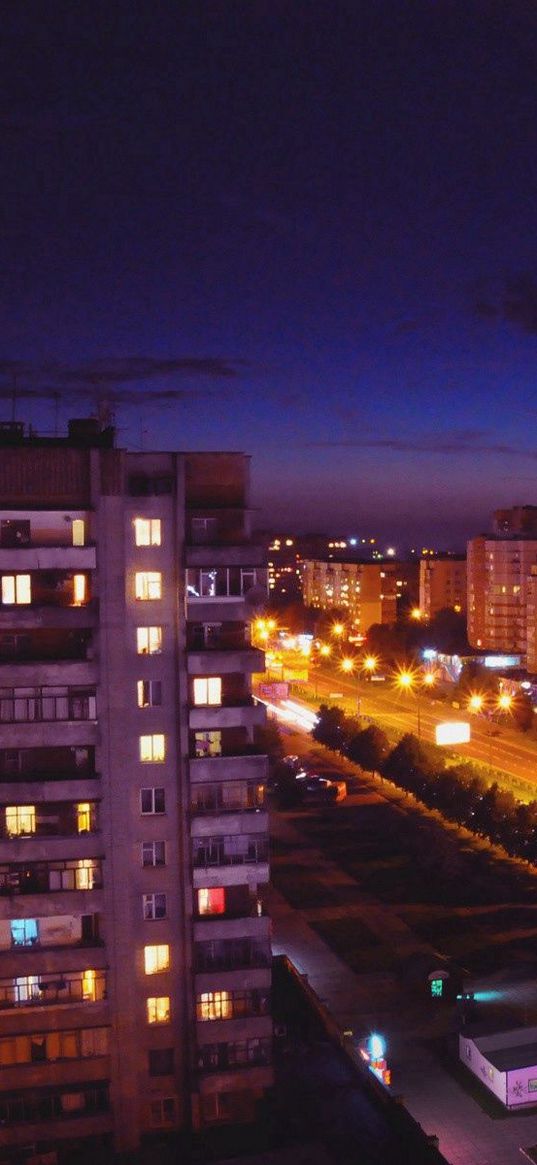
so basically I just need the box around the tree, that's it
[347,725,389,775]
[426,606,469,654]
[382,733,442,797]
[312,704,348,752]
[512,692,534,732]
[254,719,284,765]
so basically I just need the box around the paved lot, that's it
[268,803,537,1165]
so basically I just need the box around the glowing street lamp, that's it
[468,693,484,714]
[498,692,512,712]
[319,643,332,658]
[331,622,345,639]
[362,654,378,677]
[410,607,423,621]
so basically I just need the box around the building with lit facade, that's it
[0,420,271,1164]
[467,533,537,653]
[302,559,418,635]
[418,555,466,621]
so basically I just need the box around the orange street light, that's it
[319,643,332,657]
[340,657,355,674]
[410,607,423,621]
[331,622,345,638]
[497,693,513,712]
[468,693,484,713]
[363,654,378,674]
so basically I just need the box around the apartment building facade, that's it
[419,556,467,621]
[302,559,417,634]
[0,420,271,1164]
[467,534,537,653]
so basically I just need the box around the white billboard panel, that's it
[435,721,471,746]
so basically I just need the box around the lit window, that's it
[72,520,85,547]
[76,860,97,890]
[197,991,232,1020]
[1,575,31,605]
[143,892,167,920]
[11,919,38,946]
[135,572,162,601]
[140,788,165,814]
[197,887,225,916]
[142,841,166,867]
[82,969,97,1001]
[73,575,86,605]
[137,679,162,708]
[146,996,170,1024]
[194,731,222,758]
[134,518,162,546]
[139,734,165,762]
[15,974,40,1003]
[193,677,222,706]
[137,626,162,655]
[76,803,92,833]
[5,805,36,837]
[144,944,170,974]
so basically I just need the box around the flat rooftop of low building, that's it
[471,1024,537,1072]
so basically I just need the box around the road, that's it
[302,666,537,791]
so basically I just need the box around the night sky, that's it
[3,2,537,548]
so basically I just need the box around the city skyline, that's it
[3,5,537,543]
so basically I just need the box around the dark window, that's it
[148,1048,174,1076]
[0,520,30,548]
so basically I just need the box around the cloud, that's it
[0,355,244,405]
[473,273,537,334]
[306,430,537,459]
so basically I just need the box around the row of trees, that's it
[312,704,537,862]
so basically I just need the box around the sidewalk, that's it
[268,808,537,1165]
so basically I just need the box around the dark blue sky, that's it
[2,2,537,548]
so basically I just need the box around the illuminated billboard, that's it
[435,721,471,746]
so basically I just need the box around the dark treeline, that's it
[312,704,537,863]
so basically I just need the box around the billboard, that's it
[435,721,471,746]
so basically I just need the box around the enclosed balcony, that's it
[0,858,103,897]
[0,800,99,841]
[194,937,271,974]
[0,967,106,1010]
[197,1034,271,1074]
[0,744,97,787]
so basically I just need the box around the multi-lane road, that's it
[301,666,537,791]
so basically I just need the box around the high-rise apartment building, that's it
[302,559,418,634]
[419,556,466,621]
[0,420,271,1164]
[467,533,537,652]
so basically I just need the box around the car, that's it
[306,771,347,801]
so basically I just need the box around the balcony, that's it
[186,544,266,568]
[192,836,269,870]
[189,753,268,783]
[0,601,98,630]
[0,546,96,570]
[0,968,107,1010]
[187,647,264,675]
[189,700,265,732]
[197,1036,272,1074]
[194,941,271,973]
[0,859,103,897]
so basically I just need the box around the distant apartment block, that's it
[302,559,418,634]
[467,532,537,653]
[419,556,466,620]
[0,419,271,1164]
